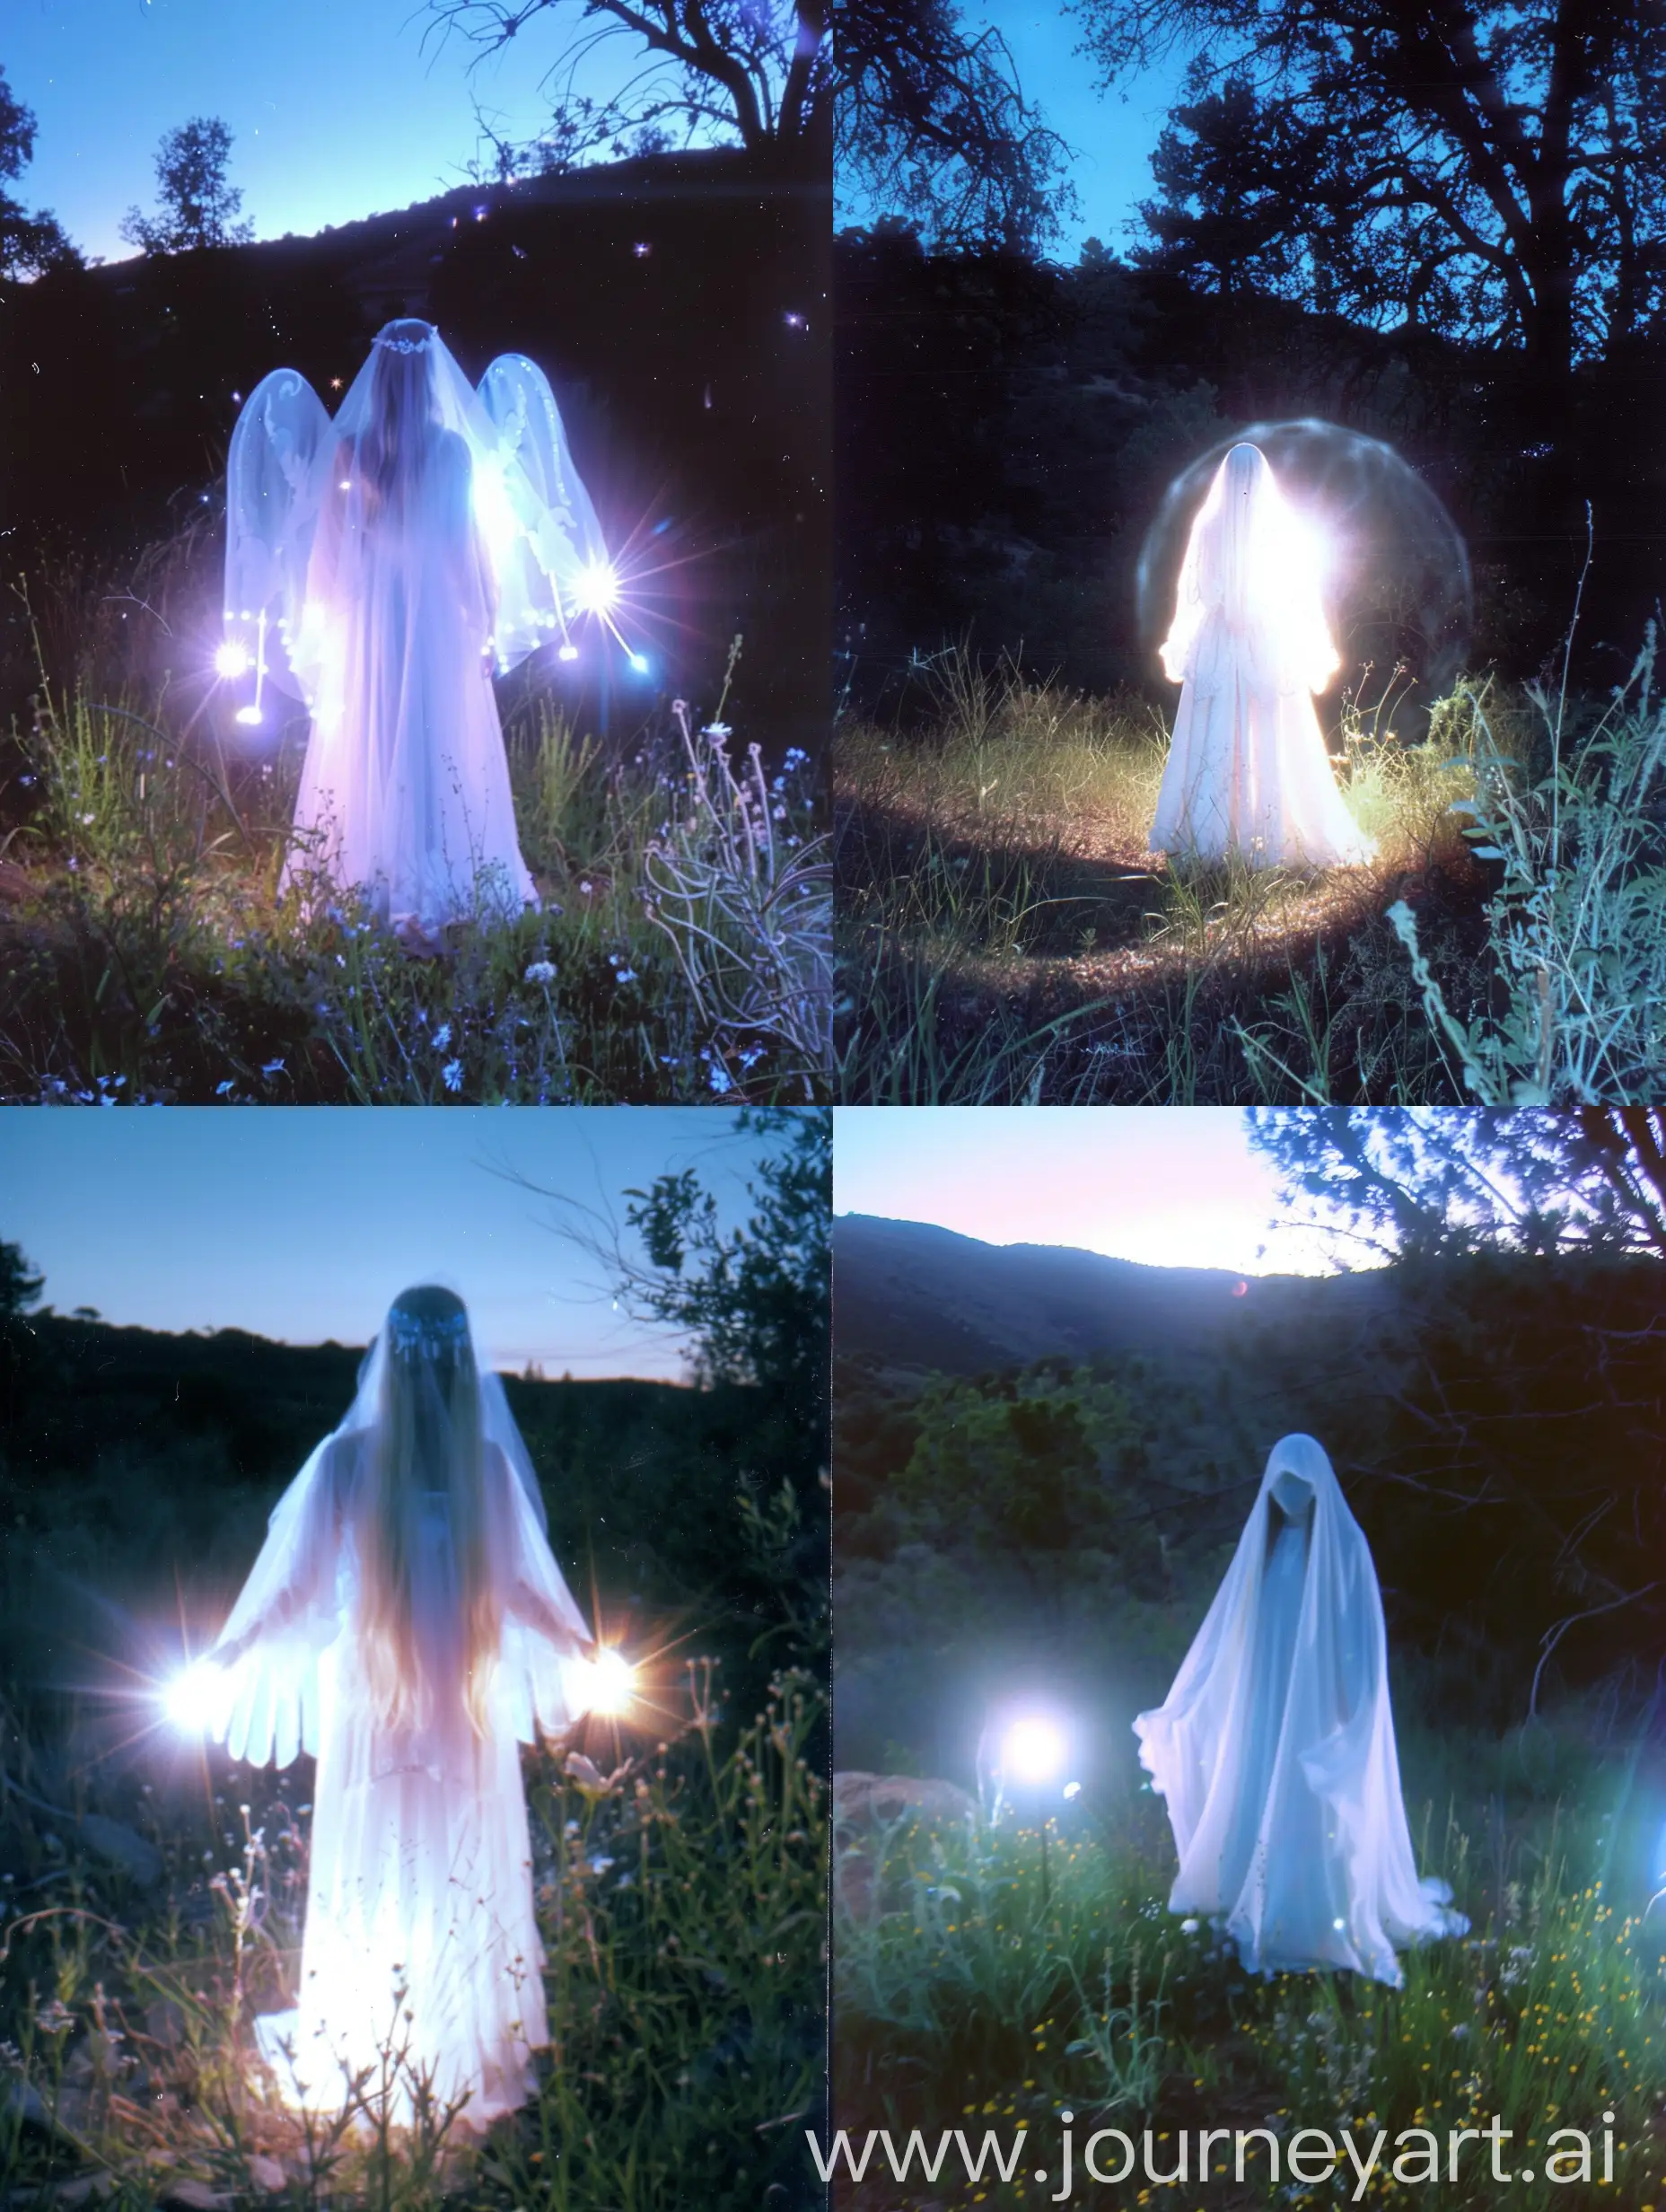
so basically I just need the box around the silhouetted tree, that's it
[1249,1107,1666,1261]
[120,117,254,255]
[1074,0,1666,422]
[0,66,80,280]
[835,0,1074,250]
[424,0,829,165]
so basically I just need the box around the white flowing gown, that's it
[224,322,609,932]
[1151,443,1375,869]
[1135,1434,1465,1985]
[206,1337,593,2123]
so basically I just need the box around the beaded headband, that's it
[373,328,434,356]
[386,1306,470,1355]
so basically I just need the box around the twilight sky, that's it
[0,1108,792,1375]
[8,0,637,264]
[833,1107,1342,1276]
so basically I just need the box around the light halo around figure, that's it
[1137,417,1473,703]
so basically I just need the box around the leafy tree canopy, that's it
[1249,1107,1666,1263]
[0,66,81,281]
[119,117,255,256]
[1073,0,1666,391]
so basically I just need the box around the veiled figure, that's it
[1134,1433,1465,1986]
[224,321,609,933]
[1151,442,1375,869]
[200,1286,596,2126]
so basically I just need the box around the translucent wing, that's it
[476,354,609,631]
[210,1435,346,1769]
[224,369,333,702]
[481,1374,595,1744]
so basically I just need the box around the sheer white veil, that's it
[224,320,602,701]
[208,1289,592,1769]
[1159,442,1339,698]
[1134,1433,1464,1985]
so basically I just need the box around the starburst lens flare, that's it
[1002,1715,1065,1786]
[164,1656,225,1735]
[578,1646,636,1718]
[214,641,250,681]
[573,559,620,619]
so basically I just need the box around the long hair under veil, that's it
[354,1285,501,1741]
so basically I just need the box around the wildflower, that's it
[442,1059,463,1093]
[524,960,557,984]
[434,1022,452,1050]
[703,722,732,740]
[785,746,808,766]
[707,1060,733,1095]
[578,879,593,895]
[80,812,95,825]
[215,1080,234,1096]
[260,1058,286,1078]
[615,966,636,984]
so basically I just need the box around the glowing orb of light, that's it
[557,643,580,663]
[573,560,620,619]
[164,1657,225,1734]
[1063,1780,1083,1800]
[233,706,265,727]
[1001,1715,1066,1786]
[215,641,250,681]
[627,653,650,675]
[579,1646,636,1717]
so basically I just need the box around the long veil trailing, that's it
[1151,442,1375,869]
[224,321,605,932]
[1135,1433,1466,1986]
[205,1294,595,2123]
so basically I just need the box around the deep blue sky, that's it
[833,3,1188,260]
[986,4,1188,258]
[0,1108,798,1375]
[7,0,636,264]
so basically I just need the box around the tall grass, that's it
[0,607,829,1103]
[0,1668,827,2212]
[835,646,1478,1104]
[835,1728,1664,2209]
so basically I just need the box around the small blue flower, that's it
[442,1058,463,1093]
[215,1079,234,1096]
[615,967,636,984]
[260,1058,286,1078]
[707,1060,732,1095]
[434,1022,452,1050]
[524,959,557,985]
